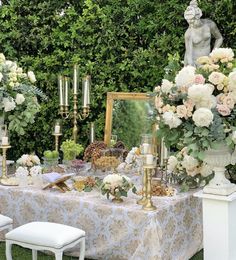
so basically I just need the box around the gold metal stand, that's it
[0,145,16,186]
[52,133,62,152]
[142,166,157,211]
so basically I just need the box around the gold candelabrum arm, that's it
[59,93,90,143]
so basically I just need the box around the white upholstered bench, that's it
[5,221,85,260]
[0,214,13,232]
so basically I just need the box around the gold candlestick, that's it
[52,133,62,152]
[137,169,148,205]
[0,145,11,183]
[142,165,157,211]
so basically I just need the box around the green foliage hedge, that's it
[0,0,235,160]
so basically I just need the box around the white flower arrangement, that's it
[17,154,40,167]
[155,48,236,190]
[101,173,136,200]
[0,53,46,135]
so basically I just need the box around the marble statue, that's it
[184,0,223,66]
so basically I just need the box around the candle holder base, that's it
[142,201,157,211]
[0,177,18,186]
[137,197,147,205]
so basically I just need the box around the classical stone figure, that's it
[184,0,223,66]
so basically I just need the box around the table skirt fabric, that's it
[0,186,203,260]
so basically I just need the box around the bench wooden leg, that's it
[5,241,13,260]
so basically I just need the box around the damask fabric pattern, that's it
[0,186,202,260]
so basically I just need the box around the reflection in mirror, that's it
[104,92,154,150]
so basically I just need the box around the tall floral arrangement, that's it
[0,53,46,135]
[155,48,236,189]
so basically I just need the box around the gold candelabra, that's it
[59,66,91,143]
[0,144,11,183]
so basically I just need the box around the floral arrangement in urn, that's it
[101,174,137,202]
[0,53,46,135]
[155,48,236,190]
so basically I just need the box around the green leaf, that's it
[84,187,92,192]
[198,151,205,161]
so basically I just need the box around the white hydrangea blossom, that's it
[192,108,214,127]
[15,93,25,105]
[175,65,196,87]
[15,166,29,177]
[2,98,16,112]
[30,166,42,176]
[163,111,182,129]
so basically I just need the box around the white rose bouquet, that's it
[155,48,236,189]
[101,174,137,202]
[0,53,46,135]
[16,154,40,167]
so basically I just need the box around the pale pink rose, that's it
[228,71,236,91]
[183,99,194,111]
[217,104,231,116]
[209,72,225,85]
[155,96,163,109]
[222,94,235,109]
[216,93,224,104]
[183,99,194,117]
[162,104,176,113]
[194,74,205,84]
[179,85,188,94]
[176,105,188,119]
[216,83,224,91]
[154,86,161,92]
[180,147,188,156]
[186,168,199,177]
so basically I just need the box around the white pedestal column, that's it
[194,191,236,260]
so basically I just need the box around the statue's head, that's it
[184,0,202,26]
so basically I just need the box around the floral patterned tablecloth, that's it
[0,185,202,260]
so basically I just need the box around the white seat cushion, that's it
[5,222,85,249]
[0,214,13,228]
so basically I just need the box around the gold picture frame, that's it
[104,92,151,147]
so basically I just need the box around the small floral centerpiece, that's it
[0,53,46,135]
[16,154,42,184]
[101,174,137,202]
[15,164,42,186]
[17,154,41,167]
[155,48,236,190]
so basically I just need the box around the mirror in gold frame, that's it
[104,92,155,150]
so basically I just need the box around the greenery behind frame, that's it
[0,0,235,160]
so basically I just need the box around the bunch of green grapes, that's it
[60,140,84,160]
